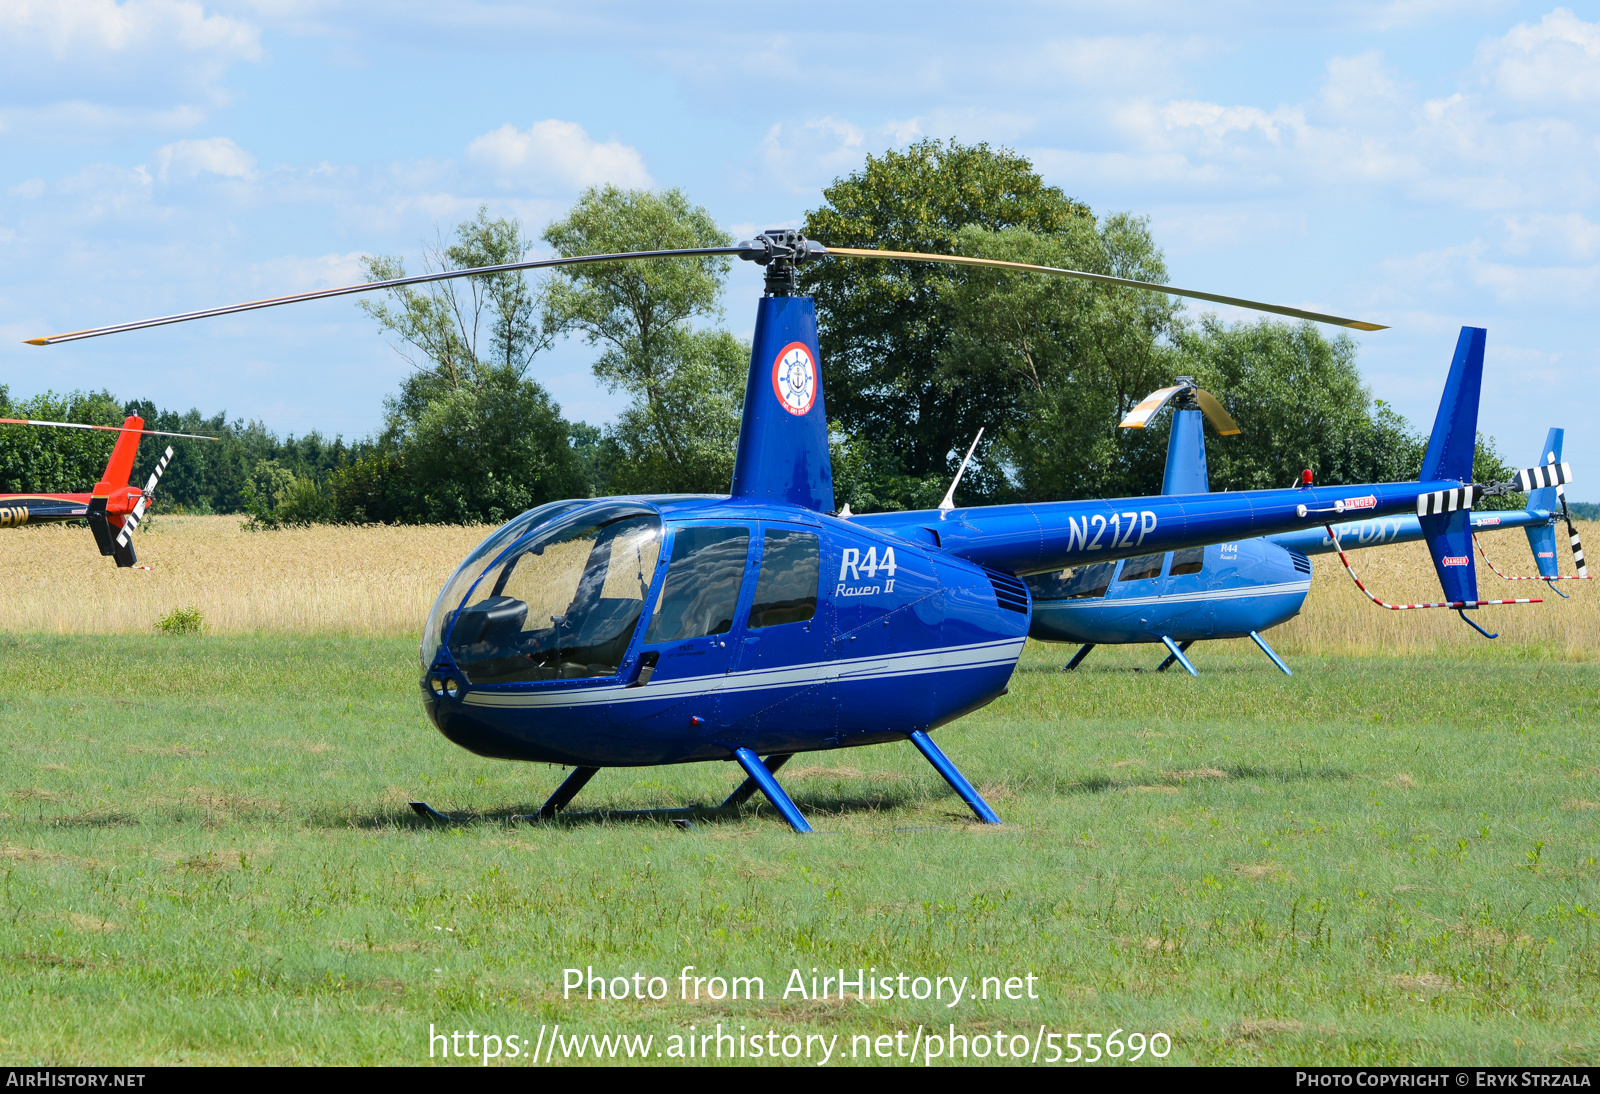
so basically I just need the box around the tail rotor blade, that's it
[115,446,172,548]
[1560,497,1588,579]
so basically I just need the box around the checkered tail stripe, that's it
[1514,461,1573,492]
[1416,486,1481,517]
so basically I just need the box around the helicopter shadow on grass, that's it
[1058,762,1355,798]
[326,781,927,832]
[1018,660,1292,676]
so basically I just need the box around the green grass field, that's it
[1,633,1596,1065]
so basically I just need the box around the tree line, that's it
[0,139,1519,523]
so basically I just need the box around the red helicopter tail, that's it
[86,416,145,566]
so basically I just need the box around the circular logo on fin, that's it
[772,342,816,416]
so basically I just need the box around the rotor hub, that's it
[736,230,824,296]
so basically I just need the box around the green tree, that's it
[543,185,745,494]
[1157,317,1516,504]
[360,208,583,522]
[801,139,1094,499]
[361,206,553,392]
[0,387,124,493]
[397,368,581,524]
[933,219,1183,504]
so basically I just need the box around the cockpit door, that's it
[723,522,835,744]
[607,523,755,727]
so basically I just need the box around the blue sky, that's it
[1,1,1597,497]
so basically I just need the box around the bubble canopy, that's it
[420,499,589,665]
[425,501,664,685]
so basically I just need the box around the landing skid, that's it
[537,766,600,818]
[721,754,792,809]
[418,735,1001,835]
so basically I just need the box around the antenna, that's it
[939,428,984,513]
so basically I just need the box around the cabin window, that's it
[1023,562,1115,601]
[748,529,820,629]
[1118,554,1165,582]
[446,507,662,685]
[1169,547,1205,576]
[644,526,751,643]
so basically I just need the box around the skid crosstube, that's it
[733,748,812,833]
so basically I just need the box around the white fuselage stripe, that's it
[462,637,1026,709]
[1034,579,1311,612]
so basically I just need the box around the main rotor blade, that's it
[1192,388,1241,436]
[821,246,1387,332]
[26,238,1387,345]
[1119,386,1187,429]
[0,417,218,441]
[24,246,744,345]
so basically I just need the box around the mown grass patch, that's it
[0,635,1594,1065]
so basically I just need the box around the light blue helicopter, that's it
[1025,380,1571,677]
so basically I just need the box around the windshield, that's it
[445,504,662,685]
[420,499,589,664]
[1024,562,1116,601]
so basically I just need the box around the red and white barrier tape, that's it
[1473,533,1590,581]
[1325,525,1541,609]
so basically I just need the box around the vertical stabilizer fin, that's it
[1524,428,1564,579]
[729,295,834,511]
[94,416,144,493]
[1418,327,1486,603]
[1419,327,1485,484]
[1161,408,1210,495]
[1421,509,1478,603]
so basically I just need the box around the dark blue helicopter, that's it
[28,232,1571,833]
[1023,379,1566,677]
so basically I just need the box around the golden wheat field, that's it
[0,514,1592,655]
[0,516,492,637]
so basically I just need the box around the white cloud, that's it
[466,121,651,192]
[753,116,924,195]
[244,251,367,293]
[0,0,261,137]
[1090,33,1600,215]
[1501,211,1600,259]
[1160,100,1298,142]
[1379,241,1600,310]
[155,137,256,182]
[9,179,46,199]
[1477,7,1600,104]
